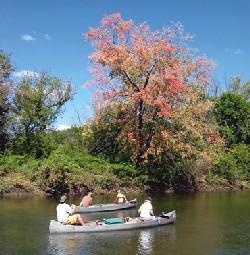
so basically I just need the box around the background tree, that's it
[85,13,217,167]
[214,92,250,145]
[228,76,250,100]
[83,104,135,163]
[11,73,73,158]
[0,50,13,153]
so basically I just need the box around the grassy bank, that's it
[1,147,249,197]
[0,147,143,196]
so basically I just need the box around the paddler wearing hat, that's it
[56,195,84,225]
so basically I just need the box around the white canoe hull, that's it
[49,210,176,234]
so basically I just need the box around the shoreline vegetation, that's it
[1,172,249,198]
[1,126,249,197]
[0,145,249,197]
[1,174,249,198]
[0,14,249,198]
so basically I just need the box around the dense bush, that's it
[214,93,250,145]
[0,179,13,194]
[211,144,250,182]
[32,145,139,196]
[231,144,250,180]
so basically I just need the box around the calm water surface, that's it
[0,191,249,255]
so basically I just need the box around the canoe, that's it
[49,210,176,234]
[74,199,137,213]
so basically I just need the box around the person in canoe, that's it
[115,190,128,204]
[57,195,84,225]
[80,192,93,207]
[138,197,155,220]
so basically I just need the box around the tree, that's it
[85,13,216,167]
[12,73,73,158]
[229,76,250,100]
[215,92,250,145]
[0,50,13,152]
[83,105,134,163]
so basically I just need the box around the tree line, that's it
[0,13,249,195]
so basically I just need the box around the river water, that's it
[0,191,249,255]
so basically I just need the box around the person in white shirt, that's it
[138,197,155,220]
[115,190,128,204]
[56,195,84,225]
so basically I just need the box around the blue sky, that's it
[0,0,249,129]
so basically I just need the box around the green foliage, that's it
[83,106,133,163]
[35,146,80,195]
[0,155,39,177]
[211,144,250,182]
[3,155,28,171]
[212,154,239,182]
[11,132,54,158]
[0,50,13,83]
[148,152,198,192]
[11,73,73,158]
[0,178,13,194]
[85,120,120,160]
[171,160,198,192]
[111,164,137,178]
[0,50,13,152]
[32,144,138,196]
[231,144,250,180]
[49,126,85,151]
[215,92,250,145]
[229,76,250,101]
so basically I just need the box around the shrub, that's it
[232,144,250,180]
[211,144,249,182]
[171,160,198,192]
[0,179,13,194]
[212,154,239,182]
[2,155,28,171]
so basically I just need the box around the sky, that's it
[0,0,249,130]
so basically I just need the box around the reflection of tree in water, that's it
[137,230,154,255]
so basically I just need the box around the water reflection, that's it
[1,192,250,255]
[47,231,139,255]
[137,230,153,255]
[47,225,178,255]
[48,234,81,255]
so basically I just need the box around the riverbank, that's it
[1,147,249,197]
[1,171,249,197]
[0,170,141,197]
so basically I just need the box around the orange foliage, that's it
[85,13,220,165]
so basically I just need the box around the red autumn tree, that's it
[85,13,215,167]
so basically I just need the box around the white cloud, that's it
[21,34,36,41]
[44,34,52,40]
[13,70,39,78]
[233,48,243,55]
[56,124,71,131]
